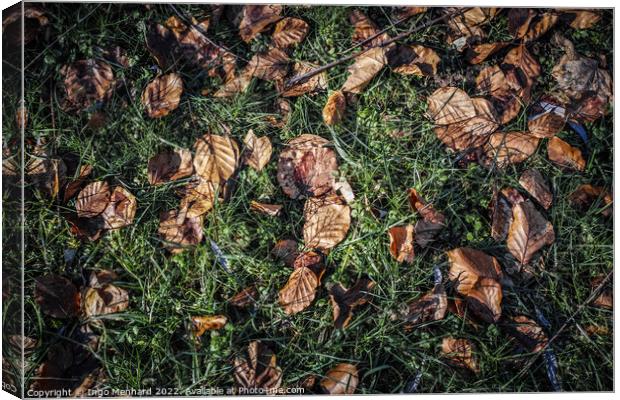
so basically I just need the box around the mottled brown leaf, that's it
[427,87,477,125]
[441,337,479,373]
[247,47,290,81]
[239,5,282,42]
[229,286,258,308]
[564,10,601,29]
[243,130,272,171]
[303,194,351,251]
[147,148,193,185]
[388,44,440,76]
[523,13,559,42]
[83,284,129,317]
[507,200,555,265]
[233,341,282,391]
[401,283,447,328]
[484,131,539,167]
[179,179,218,218]
[158,209,204,253]
[280,61,328,97]
[528,111,565,139]
[434,97,498,151]
[328,278,376,329]
[341,47,386,94]
[250,201,282,217]
[388,224,415,264]
[466,42,508,64]
[349,10,390,50]
[60,59,115,112]
[502,315,548,353]
[272,17,309,48]
[502,45,541,102]
[63,164,93,203]
[490,187,525,241]
[569,184,612,217]
[519,169,552,209]
[272,239,299,267]
[101,186,136,230]
[141,73,184,118]
[76,181,111,219]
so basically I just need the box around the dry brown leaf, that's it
[388,225,415,264]
[564,10,601,29]
[229,286,258,308]
[507,200,555,265]
[388,44,440,76]
[408,189,446,246]
[476,65,512,101]
[569,184,612,217]
[60,59,115,112]
[322,90,346,126]
[349,10,390,50]
[328,278,376,329]
[2,5,49,46]
[141,73,184,118]
[503,315,549,353]
[507,8,536,39]
[26,156,67,199]
[523,13,559,42]
[547,136,586,171]
[213,67,253,98]
[83,284,129,317]
[502,45,541,102]
[179,179,218,218]
[233,341,282,391]
[483,131,539,167]
[250,201,282,217]
[63,164,93,203]
[191,315,227,338]
[392,7,427,21]
[278,266,319,314]
[243,130,272,171]
[427,87,477,125]
[272,239,299,267]
[434,97,499,151]
[519,169,552,209]
[441,337,479,374]
[466,42,508,64]
[320,363,358,394]
[147,148,193,185]
[465,277,502,323]
[528,111,565,139]
[272,17,309,48]
[158,209,204,253]
[277,134,338,199]
[76,181,111,219]
[265,98,291,127]
[16,105,27,130]
[247,47,290,81]
[101,186,137,230]
[591,275,612,310]
[303,194,351,251]
[401,283,447,328]
[280,61,328,97]
[490,187,525,241]
[34,275,81,319]
[447,247,503,295]
[193,134,239,184]
[239,5,282,42]
[341,47,386,94]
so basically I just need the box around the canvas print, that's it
[1,2,613,397]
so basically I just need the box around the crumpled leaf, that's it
[34,275,81,319]
[272,17,309,49]
[466,42,508,64]
[434,97,498,151]
[147,148,193,185]
[63,164,93,203]
[427,87,477,125]
[507,200,555,265]
[239,5,282,42]
[278,265,320,315]
[190,315,227,338]
[528,111,565,139]
[193,134,239,184]
[303,194,351,251]
[82,275,129,318]
[279,61,328,97]
[341,47,386,94]
[408,189,446,247]
[483,131,539,168]
[233,341,282,392]
[322,90,346,126]
[247,47,290,81]
[441,337,479,374]
[141,73,184,118]
[76,181,111,219]
[277,134,338,199]
[320,363,358,394]
[490,187,525,241]
[349,10,390,50]
[519,169,552,209]
[243,130,272,171]
[328,278,376,329]
[547,136,586,171]
[387,44,440,76]
[60,59,115,112]
[503,315,549,353]
[502,44,541,103]
[250,201,282,217]
[388,224,415,264]
[523,13,559,42]
[158,209,204,253]
[569,184,612,217]
[101,186,137,230]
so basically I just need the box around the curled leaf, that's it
[322,90,346,126]
[547,136,586,171]
[441,337,479,374]
[158,209,204,253]
[101,186,137,230]
[466,42,508,64]
[328,278,376,329]
[388,225,415,264]
[233,341,282,391]
[502,44,541,102]
[507,200,555,265]
[490,187,525,241]
[191,315,227,338]
[147,148,193,185]
[60,59,115,112]
[141,73,184,118]
[63,164,93,203]
[320,363,358,394]
[303,194,351,251]
[26,156,67,199]
[179,179,217,218]
[250,201,282,217]
[465,277,502,323]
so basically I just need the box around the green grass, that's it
[3,4,613,394]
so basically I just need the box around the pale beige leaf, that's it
[484,131,539,167]
[243,130,272,171]
[341,47,386,94]
[193,134,239,184]
[427,87,476,125]
[303,194,351,251]
[507,200,555,265]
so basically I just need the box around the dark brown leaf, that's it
[320,363,358,394]
[76,181,111,219]
[328,278,376,329]
[388,44,440,76]
[147,148,193,185]
[519,169,552,209]
[441,337,479,373]
[158,209,204,253]
[60,60,115,112]
[401,283,447,328]
[233,341,282,391]
[272,239,299,267]
[272,17,309,48]
[569,184,612,217]
[34,275,80,319]
[388,224,415,263]
[349,10,390,50]
[490,187,525,241]
[238,5,282,42]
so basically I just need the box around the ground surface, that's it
[2,3,614,394]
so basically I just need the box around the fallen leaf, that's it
[26,156,67,199]
[503,315,548,353]
[303,194,351,251]
[243,130,272,171]
[563,10,601,29]
[239,5,282,42]
[233,341,282,391]
[447,247,503,295]
[64,212,105,242]
[179,179,218,218]
[519,169,552,209]
[328,278,376,329]
[250,201,282,217]
[434,97,499,151]
[272,17,309,48]
[341,47,386,94]
[265,98,291,127]
[76,181,111,219]
[213,67,253,98]
[322,90,346,126]
[392,7,427,21]
[229,286,258,308]
[483,131,539,167]
[16,105,27,130]
[158,209,204,253]
[320,363,358,394]
[388,225,415,264]
[466,42,508,64]
[591,275,612,310]
[191,315,227,338]
[568,184,612,217]
[193,134,240,184]
[272,239,299,267]
[528,111,565,138]
[101,186,137,230]
[427,87,477,125]
[475,65,512,101]
[34,275,81,319]
[83,283,129,317]
[147,148,193,185]
[280,61,328,97]
[502,44,541,102]
[388,44,440,76]
[507,200,555,265]
[401,283,447,328]
[523,13,559,42]
[441,337,479,374]
[507,8,536,39]
[2,4,49,46]
[490,187,525,241]
[63,165,93,203]
[60,59,115,112]
[349,10,390,50]
[278,265,319,314]
[465,277,502,323]
[277,134,338,199]
[247,47,290,81]
[547,136,586,171]
[141,73,184,118]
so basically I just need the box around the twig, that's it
[284,8,471,88]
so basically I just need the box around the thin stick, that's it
[284,8,470,88]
